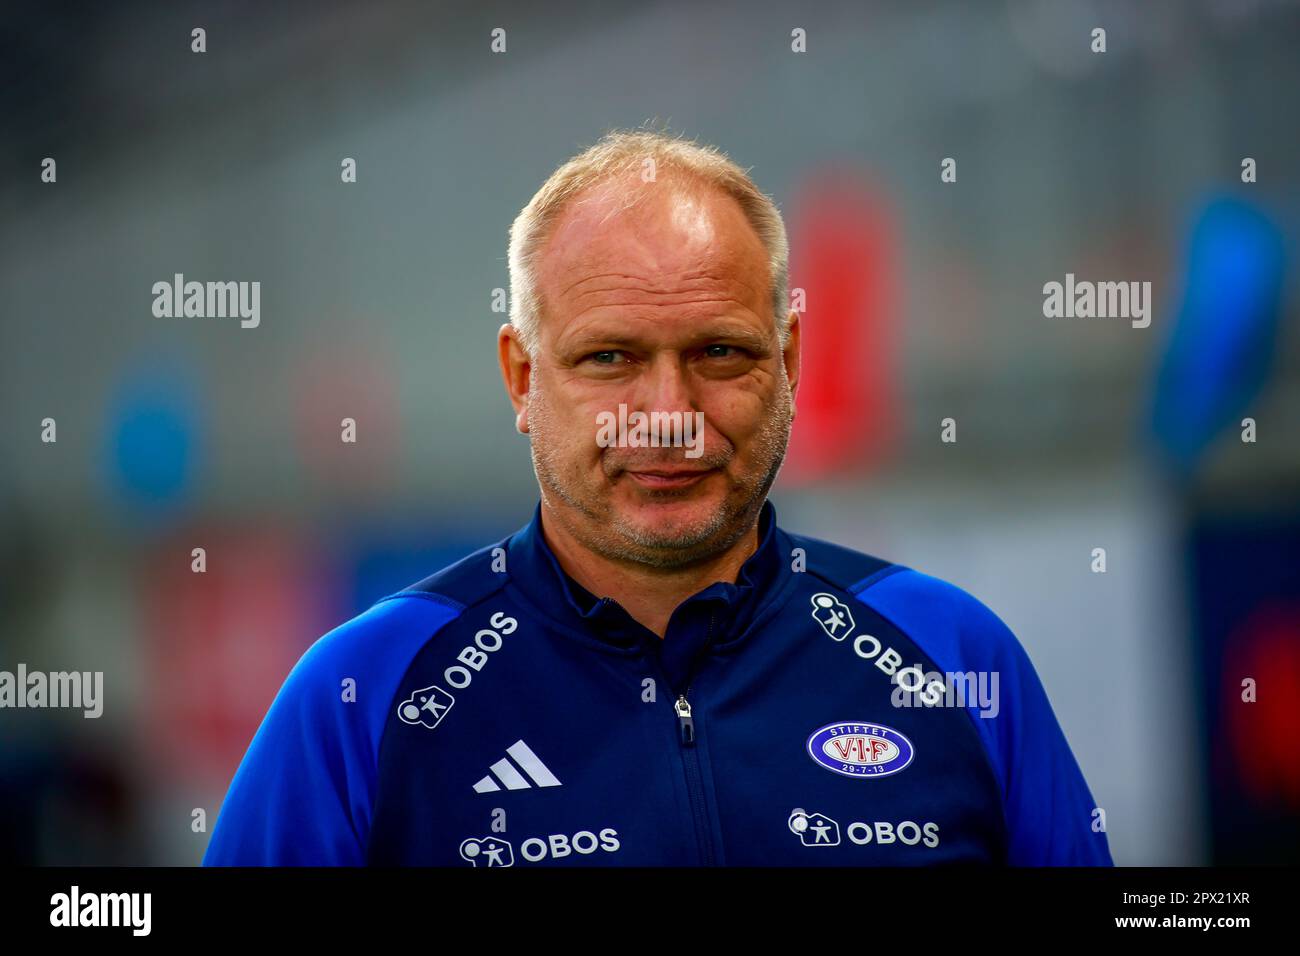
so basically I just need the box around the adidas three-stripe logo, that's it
[472,739,562,793]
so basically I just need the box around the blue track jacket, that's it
[203,499,1113,867]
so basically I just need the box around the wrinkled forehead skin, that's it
[532,173,774,354]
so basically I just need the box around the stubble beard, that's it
[527,381,792,570]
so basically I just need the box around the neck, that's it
[540,501,761,639]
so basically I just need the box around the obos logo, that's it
[397,684,454,729]
[806,721,914,779]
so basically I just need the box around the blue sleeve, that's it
[853,568,1113,866]
[202,595,460,866]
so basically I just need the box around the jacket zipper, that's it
[673,691,695,744]
[670,610,717,865]
[673,683,715,865]
[610,594,717,866]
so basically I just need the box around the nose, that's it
[628,352,695,415]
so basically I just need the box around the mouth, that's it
[624,468,717,490]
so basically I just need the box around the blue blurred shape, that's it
[1151,195,1287,475]
[104,358,202,516]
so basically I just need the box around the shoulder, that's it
[784,526,1027,673]
[785,530,1112,865]
[851,564,1029,674]
[203,538,515,866]
[281,540,511,708]
[393,537,511,611]
[784,528,898,592]
[786,527,998,628]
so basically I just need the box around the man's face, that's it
[502,174,800,569]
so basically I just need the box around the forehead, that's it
[534,174,771,331]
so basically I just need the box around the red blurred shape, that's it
[1223,603,1300,809]
[139,527,330,786]
[782,170,899,485]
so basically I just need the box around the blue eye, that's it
[705,345,734,357]
[592,351,621,364]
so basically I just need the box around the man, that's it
[204,130,1112,866]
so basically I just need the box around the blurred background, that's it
[1,0,1298,866]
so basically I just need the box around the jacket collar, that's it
[506,497,787,668]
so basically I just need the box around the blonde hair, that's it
[507,127,790,355]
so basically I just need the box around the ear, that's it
[497,323,532,433]
[781,310,801,418]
